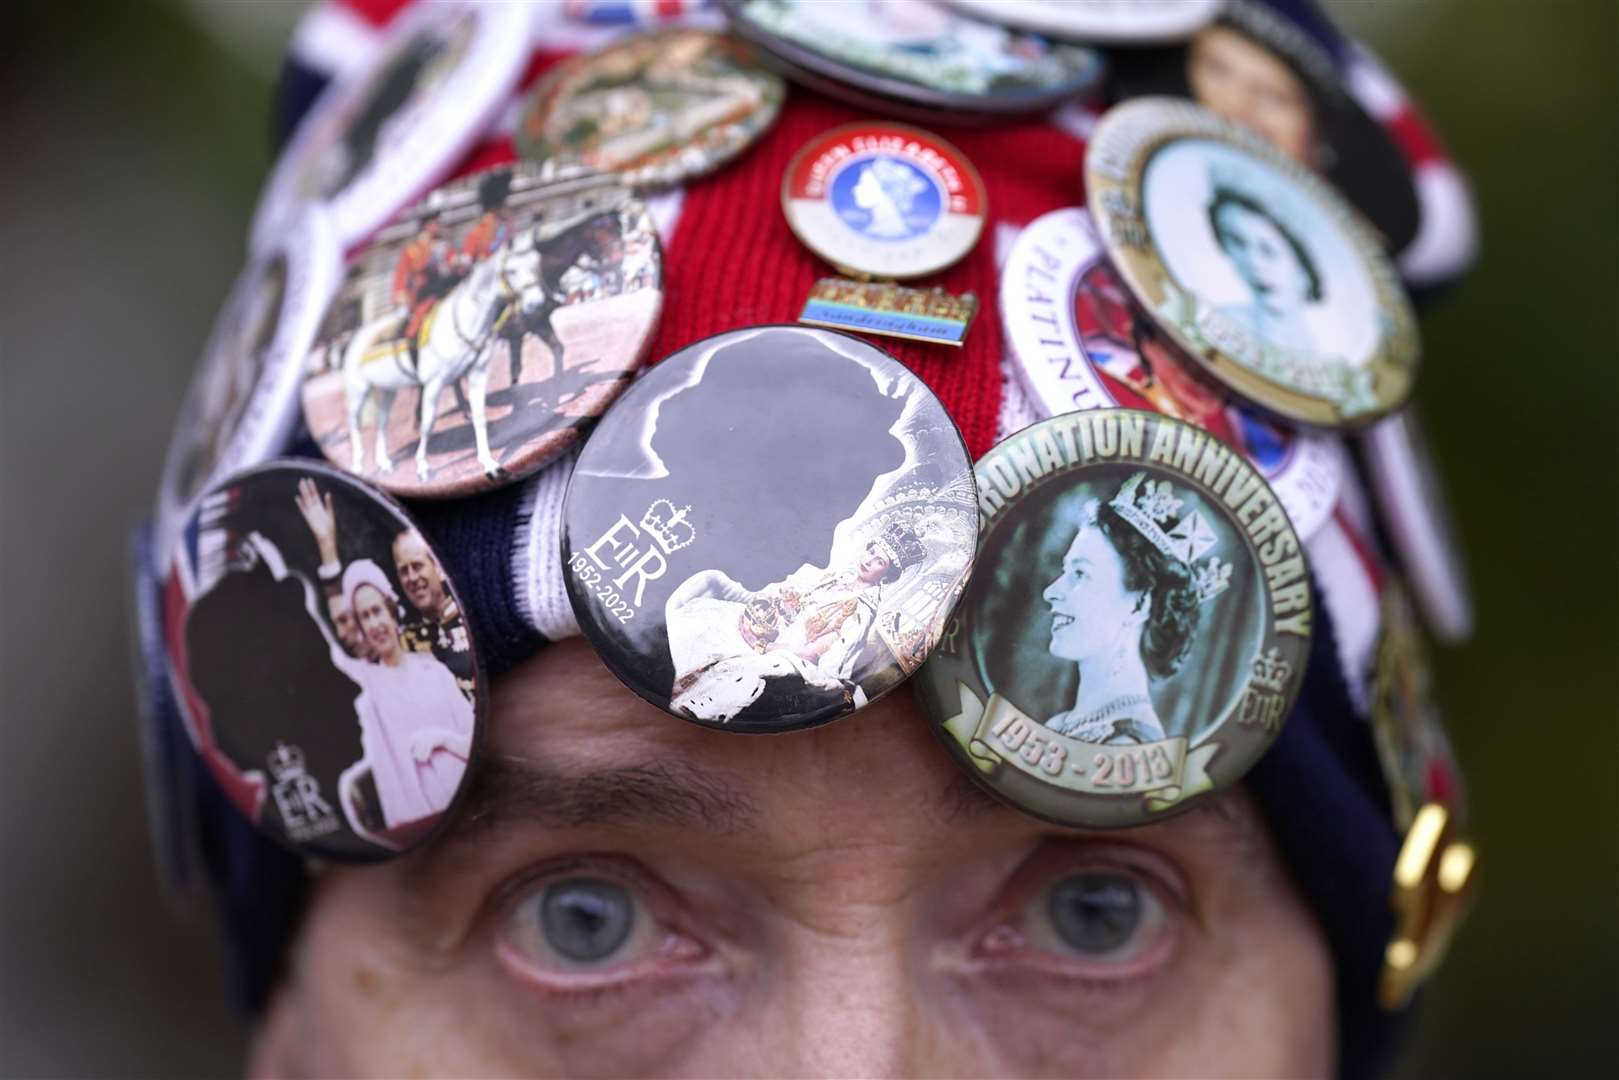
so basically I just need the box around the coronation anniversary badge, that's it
[915,408,1311,827]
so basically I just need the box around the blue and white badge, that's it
[783,123,987,280]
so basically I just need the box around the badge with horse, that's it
[301,165,663,497]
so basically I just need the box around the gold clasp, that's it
[1379,802,1478,1009]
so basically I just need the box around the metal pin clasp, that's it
[1379,802,1478,1009]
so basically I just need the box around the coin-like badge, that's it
[163,461,483,861]
[1000,207,1340,539]
[783,122,986,281]
[916,408,1311,828]
[1106,0,1422,263]
[302,167,662,498]
[250,0,533,254]
[722,0,1103,115]
[516,29,785,190]
[155,209,341,575]
[1087,98,1418,428]
[942,0,1224,44]
[562,325,978,733]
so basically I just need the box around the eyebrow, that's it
[441,754,760,841]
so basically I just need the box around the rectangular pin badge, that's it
[797,278,978,348]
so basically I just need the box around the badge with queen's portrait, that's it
[1086,98,1419,429]
[915,409,1312,828]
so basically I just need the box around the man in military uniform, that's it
[391,527,474,697]
[390,213,448,374]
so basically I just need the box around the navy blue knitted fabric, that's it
[1245,572,1410,1080]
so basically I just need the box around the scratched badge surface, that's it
[799,278,978,346]
[915,408,1311,828]
[1000,207,1340,539]
[301,166,662,498]
[561,325,978,733]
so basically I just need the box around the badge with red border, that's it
[782,123,986,281]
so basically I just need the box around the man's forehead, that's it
[439,639,1260,855]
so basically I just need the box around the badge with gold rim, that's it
[1086,98,1419,429]
[915,408,1311,828]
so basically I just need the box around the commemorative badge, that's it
[516,29,785,190]
[1087,98,1419,428]
[1000,207,1340,539]
[155,209,342,575]
[915,408,1312,828]
[941,0,1225,43]
[249,0,533,254]
[722,0,1104,116]
[163,461,484,861]
[782,123,987,281]
[799,278,978,347]
[1105,0,1424,265]
[301,167,662,498]
[1370,582,1466,832]
[561,325,978,733]
[1361,409,1473,643]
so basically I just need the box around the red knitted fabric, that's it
[651,94,1087,460]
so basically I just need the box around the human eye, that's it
[974,850,1182,982]
[494,858,712,994]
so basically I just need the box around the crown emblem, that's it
[1250,648,1292,694]
[640,499,696,554]
[1109,473,1229,605]
[267,741,305,781]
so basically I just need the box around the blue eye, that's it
[1048,873,1140,955]
[502,874,658,972]
[540,878,634,963]
[1018,869,1171,966]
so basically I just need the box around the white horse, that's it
[341,237,546,482]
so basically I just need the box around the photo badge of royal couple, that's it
[664,517,930,722]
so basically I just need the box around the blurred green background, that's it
[1,1,1613,1075]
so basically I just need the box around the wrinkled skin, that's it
[250,638,1334,1079]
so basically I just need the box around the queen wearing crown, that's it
[665,521,928,723]
[1042,473,1228,745]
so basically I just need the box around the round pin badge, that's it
[1105,0,1422,263]
[516,29,786,190]
[164,460,483,861]
[302,166,663,498]
[916,408,1312,828]
[941,0,1225,43]
[155,209,342,576]
[1370,581,1467,832]
[562,325,978,733]
[783,122,987,281]
[249,0,533,254]
[1087,98,1419,429]
[1360,409,1472,643]
[721,0,1104,116]
[1000,207,1341,539]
